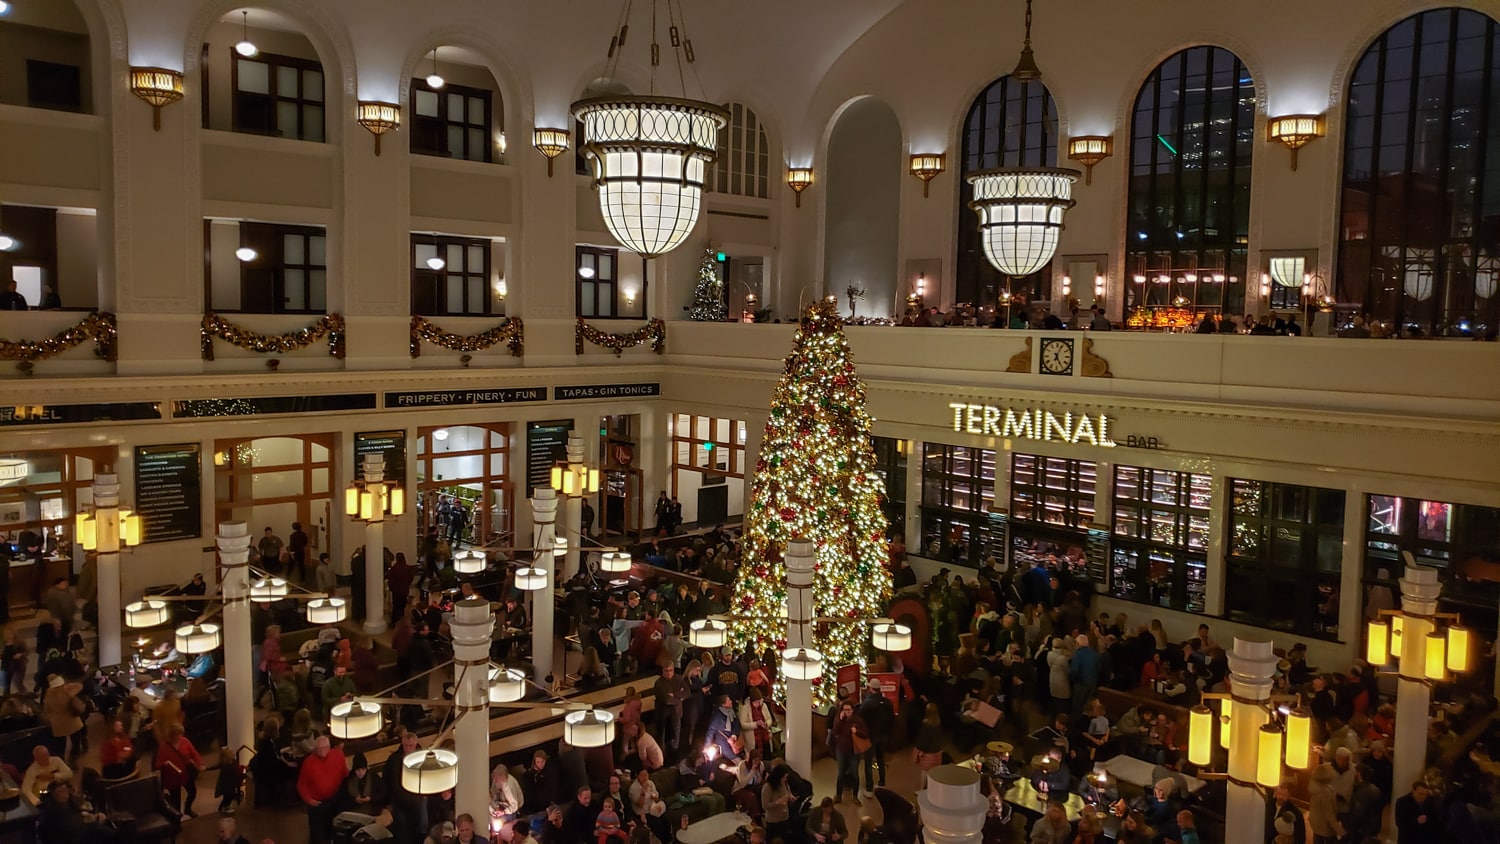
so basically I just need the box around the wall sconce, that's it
[908,154,945,198]
[1067,136,1113,185]
[533,128,570,177]
[1267,114,1325,171]
[356,101,400,156]
[623,288,637,306]
[786,168,813,208]
[1093,274,1106,299]
[907,272,927,308]
[129,67,184,131]
[494,280,508,300]
[1061,275,1072,297]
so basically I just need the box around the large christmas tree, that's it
[687,249,727,321]
[729,300,891,707]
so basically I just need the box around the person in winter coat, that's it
[1046,639,1073,714]
[1069,635,1101,715]
[857,678,895,794]
[155,724,204,816]
[1307,761,1339,844]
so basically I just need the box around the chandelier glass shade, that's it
[572,96,728,258]
[967,167,1079,276]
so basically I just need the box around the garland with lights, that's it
[575,317,666,356]
[728,299,892,708]
[201,313,346,361]
[409,315,524,358]
[0,312,118,369]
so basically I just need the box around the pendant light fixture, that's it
[966,0,1079,280]
[573,0,728,259]
[234,11,258,58]
[426,48,445,90]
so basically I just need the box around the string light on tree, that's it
[728,298,892,708]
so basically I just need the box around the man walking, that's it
[297,736,345,844]
[858,677,894,796]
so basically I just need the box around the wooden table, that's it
[1100,755,1207,796]
[677,811,751,844]
[1002,779,1085,822]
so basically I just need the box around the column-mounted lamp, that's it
[533,128,570,177]
[909,153,946,198]
[1267,114,1326,172]
[357,101,401,156]
[787,167,813,208]
[129,67,184,131]
[1186,640,1311,790]
[1066,136,1113,185]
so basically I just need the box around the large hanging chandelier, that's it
[573,1,728,259]
[967,0,1079,278]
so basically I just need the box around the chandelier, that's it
[573,1,728,259]
[967,0,1079,278]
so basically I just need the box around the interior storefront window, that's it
[1008,453,1098,582]
[919,443,996,564]
[1363,494,1500,639]
[1225,479,1344,640]
[1111,465,1210,613]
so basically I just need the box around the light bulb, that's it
[426,256,446,270]
[432,428,449,441]
[427,72,445,89]
[235,246,257,262]
[0,233,16,251]
[0,2,11,16]
[235,11,258,57]
[235,39,258,57]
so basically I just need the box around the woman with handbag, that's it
[829,697,869,806]
[155,723,204,816]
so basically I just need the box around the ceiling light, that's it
[432,428,449,441]
[426,256,446,270]
[578,266,596,279]
[234,11,258,58]
[0,234,17,252]
[967,168,1079,276]
[0,3,11,16]
[1010,0,1041,81]
[426,48,445,89]
[235,246,257,262]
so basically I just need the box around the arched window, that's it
[1338,8,1500,335]
[707,102,770,199]
[1125,46,1255,320]
[956,75,1058,308]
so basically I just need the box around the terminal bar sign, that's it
[948,403,1116,448]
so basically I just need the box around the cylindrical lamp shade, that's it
[250,577,288,603]
[1447,625,1470,673]
[1284,709,1312,770]
[600,551,631,573]
[572,97,729,258]
[563,709,615,748]
[388,487,405,517]
[345,485,360,517]
[1366,619,1389,665]
[871,622,912,652]
[328,700,382,739]
[176,623,221,654]
[966,167,1079,276]
[488,666,527,704]
[781,647,824,681]
[1218,698,1232,750]
[1256,725,1284,788]
[1424,632,1447,681]
[121,512,143,546]
[554,537,568,557]
[306,597,347,624]
[1391,615,1404,654]
[455,551,486,574]
[689,618,728,649]
[125,599,170,629]
[360,490,375,522]
[1187,705,1213,767]
[515,566,548,591]
[402,749,460,794]
[78,516,97,551]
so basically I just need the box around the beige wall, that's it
[0,21,91,112]
[54,209,98,309]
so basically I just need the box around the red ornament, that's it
[779,507,797,522]
[775,638,788,650]
[834,375,849,387]
[740,595,755,609]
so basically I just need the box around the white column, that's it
[1225,638,1277,844]
[563,432,584,579]
[451,597,495,825]
[904,439,923,549]
[360,454,388,635]
[784,538,815,779]
[218,521,256,762]
[917,765,985,844]
[1338,486,1367,656]
[93,473,123,668]
[1201,474,1228,616]
[530,489,559,685]
[1394,565,1439,801]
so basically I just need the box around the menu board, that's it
[975,511,1009,567]
[526,420,574,496]
[1085,523,1110,584]
[355,431,406,487]
[133,444,202,543]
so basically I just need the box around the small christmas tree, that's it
[688,249,727,321]
[729,299,891,707]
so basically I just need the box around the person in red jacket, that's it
[155,724,204,816]
[297,736,347,844]
[628,609,666,669]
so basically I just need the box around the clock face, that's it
[1041,338,1074,375]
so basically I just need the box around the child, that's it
[215,748,245,814]
[595,796,628,844]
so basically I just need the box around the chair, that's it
[873,786,920,844]
[104,773,180,843]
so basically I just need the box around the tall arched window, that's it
[1338,8,1500,335]
[1125,46,1255,319]
[956,75,1058,308]
[707,102,770,199]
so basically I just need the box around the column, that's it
[784,538,815,779]
[1202,474,1228,617]
[1394,565,1439,801]
[218,522,256,762]
[639,407,667,534]
[739,415,764,511]
[917,765,985,844]
[904,439,923,550]
[360,454,388,635]
[1338,485,1368,657]
[450,597,495,825]
[530,489,559,685]
[93,473,123,668]
[1225,638,1277,844]
[563,431,584,580]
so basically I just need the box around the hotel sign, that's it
[948,403,1116,448]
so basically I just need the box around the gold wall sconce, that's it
[909,154,946,198]
[786,168,813,208]
[129,67,184,131]
[1267,114,1326,171]
[356,101,401,156]
[1066,136,1113,185]
[533,128,570,177]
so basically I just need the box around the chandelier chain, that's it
[1023,0,1033,46]
[603,0,633,81]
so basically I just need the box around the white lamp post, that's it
[527,488,560,685]
[550,432,598,581]
[217,521,256,761]
[346,453,404,634]
[450,596,495,824]
[784,538,817,778]
[77,473,142,667]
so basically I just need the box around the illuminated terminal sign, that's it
[949,403,1116,448]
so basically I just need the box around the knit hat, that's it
[1154,777,1177,796]
[1274,812,1296,836]
[47,675,64,689]
[351,753,368,770]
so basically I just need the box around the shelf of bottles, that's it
[1109,466,1212,613]
[1009,454,1097,529]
